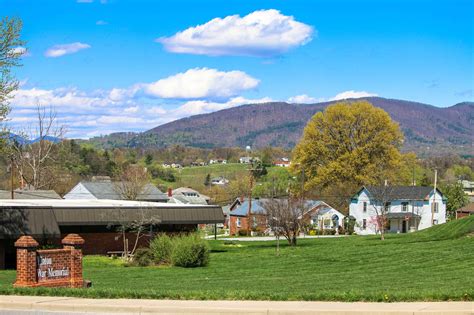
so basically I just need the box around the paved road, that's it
[0,295,472,315]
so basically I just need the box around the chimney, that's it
[384,179,388,186]
[167,187,172,197]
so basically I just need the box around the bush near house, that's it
[150,234,173,264]
[171,234,210,268]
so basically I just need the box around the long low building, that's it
[0,199,224,269]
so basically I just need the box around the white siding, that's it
[63,183,97,200]
[349,188,446,235]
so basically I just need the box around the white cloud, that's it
[44,42,91,58]
[330,90,377,101]
[123,106,139,113]
[142,68,259,99]
[172,96,273,117]
[157,9,313,57]
[10,87,119,110]
[287,94,320,104]
[11,46,30,57]
[96,20,108,25]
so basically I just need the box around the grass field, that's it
[0,217,473,302]
[154,163,249,190]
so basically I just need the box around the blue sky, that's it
[3,0,473,138]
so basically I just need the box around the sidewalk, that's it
[0,295,472,315]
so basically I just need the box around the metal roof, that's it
[386,212,421,219]
[354,186,444,201]
[0,199,224,238]
[230,199,325,217]
[73,182,168,201]
[0,207,60,238]
[0,190,61,200]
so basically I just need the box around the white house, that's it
[349,186,446,235]
[209,159,227,165]
[64,177,169,202]
[308,205,345,230]
[211,176,229,186]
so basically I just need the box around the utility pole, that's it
[431,169,437,226]
[247,170,254,235]
[10,157,14,199]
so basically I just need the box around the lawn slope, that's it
[0,217,472,301]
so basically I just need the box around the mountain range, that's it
[88,97,474,157]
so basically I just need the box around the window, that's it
[362,219,367,229]
[363,202,367,213]
[402,202,409,212]
[432,219,438,225]
[384,202,391,212]
[236,218,241,227]
[432,202,439,213]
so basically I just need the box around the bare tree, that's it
[11,105,65,189]
[263,198,308,246]
[367,184,395,241]
[108,206,161,260]
[115,164,150,200]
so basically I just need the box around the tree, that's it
[1,17,24,152]
[11,105,65,189]
[109,206,161,260]
[262,198,308,246]
[204,173,211,187]
[292,101,404,209]
[442,183,468,219]
[115,164,150,200]
[366,184,396,240]
[144,153,153,165]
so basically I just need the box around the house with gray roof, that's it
[228,198,340,236]
[168,187,210,205]
[349,185,446,235]
[64,179,168,202]
[0,189,61,200]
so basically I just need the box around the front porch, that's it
[387,213,421,233]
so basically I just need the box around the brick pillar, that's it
[13,236,39,287]
[62,234,85,288]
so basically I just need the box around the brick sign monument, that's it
[14,234,85,288]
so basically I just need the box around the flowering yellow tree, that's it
[292,101,404,209]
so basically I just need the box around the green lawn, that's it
[0,217,473,301]
[170,163,249,190]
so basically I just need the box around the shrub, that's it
[133,248,154,267]
[171,234,210,268]
[238,230,249,236]
[150,234,173,264]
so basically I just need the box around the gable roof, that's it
[172,187,210,202]
[353,186,444,201]
[230,199,327,217]
[0,189,61,200]
[75,182,168,201]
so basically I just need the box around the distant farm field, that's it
[0,217,473,301]
[157,163,249,190]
